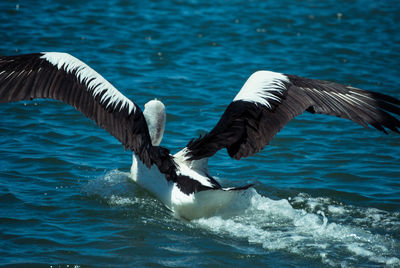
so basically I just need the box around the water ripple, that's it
[0,0,399,266]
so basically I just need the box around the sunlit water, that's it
[1,0,400,267]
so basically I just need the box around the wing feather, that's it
[0,52,154,166]
[181,71,400,161]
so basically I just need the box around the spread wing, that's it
[0,52,156,166]
[180,70,400,161]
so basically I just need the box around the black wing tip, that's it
[289,73,400,134]
[371,91,400,134]
[374,122,400,135]
[369,90,400,106]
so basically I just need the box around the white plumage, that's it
[41,52,136,114]
[233,70,288,108]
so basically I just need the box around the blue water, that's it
[1,0,400,267]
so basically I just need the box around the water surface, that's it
[0,0,399,267]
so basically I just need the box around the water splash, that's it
[83,170,400,267]
[82,169,140,206]
[194,189,400,267]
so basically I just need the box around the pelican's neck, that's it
[143,99,166,146]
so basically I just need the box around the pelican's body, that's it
[128,99,247,219]
[0,52,399,220]
[131,153,172,205]
[131,153,240,219]
[131,100,245,219]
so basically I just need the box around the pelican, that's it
[0,52,399,219]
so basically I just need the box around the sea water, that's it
[0,0,399,267]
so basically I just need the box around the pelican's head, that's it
[143,99,166,146]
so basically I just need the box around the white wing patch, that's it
[41,52,136,114]
[233,70,289,109]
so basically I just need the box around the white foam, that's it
[347,243,373,257]
[108,195,141,206]
[193,189,400,267]
[328,204,346,214]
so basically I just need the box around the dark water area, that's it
[0,0,399,267]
